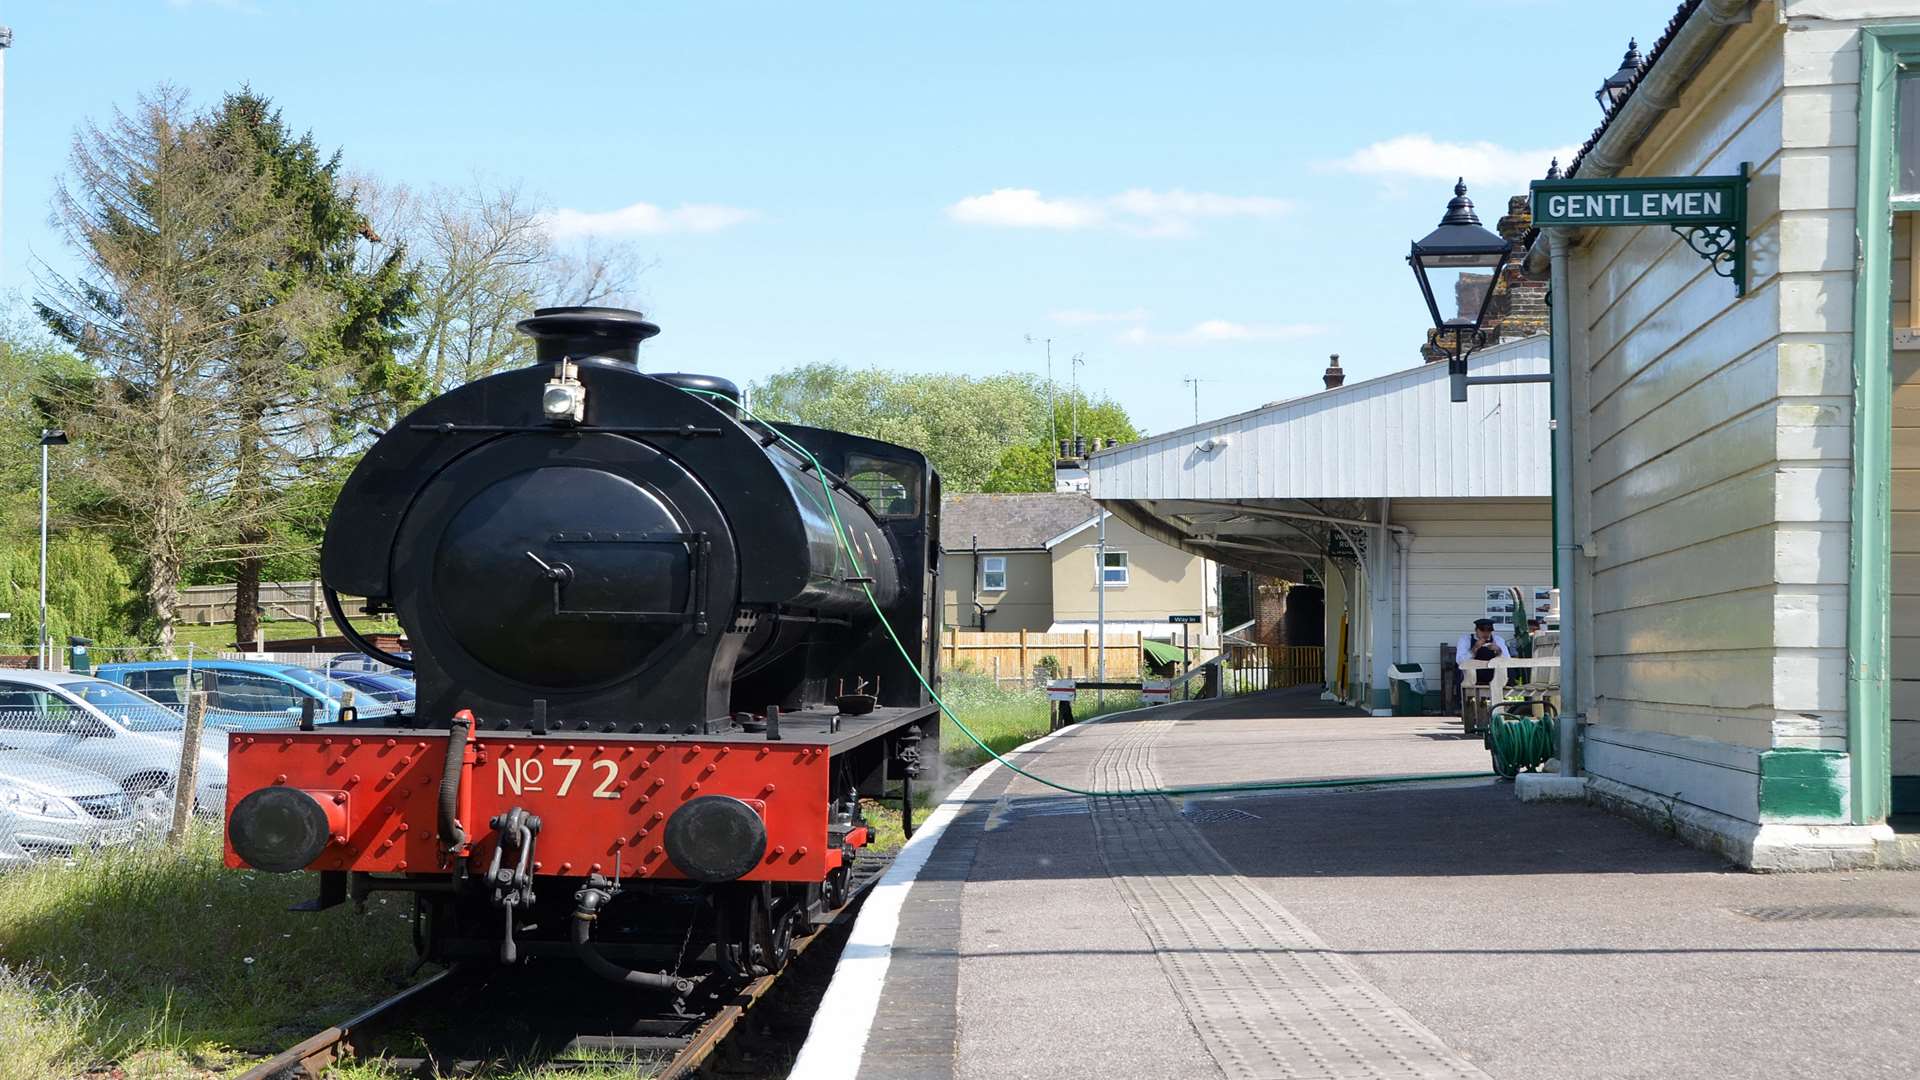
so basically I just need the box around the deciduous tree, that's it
[749,365,1139,492]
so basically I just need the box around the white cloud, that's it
[1321,134,1575,191]
[946,187,1293,236]
[542,201,757,238]
[1048,308,1148,326]
[948,189,1103,230]
[1116,320,1327,346]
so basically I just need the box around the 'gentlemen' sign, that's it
[1529,167,1749,296]
[1529,173,1743,227]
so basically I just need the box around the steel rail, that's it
[236,965,466,1080]
[241,852,892,1078]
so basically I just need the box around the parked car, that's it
[328,651,413,682]
[326,669,415,709]
[94,659,402,726]
[0,671,228,824]
[0,745,141,867]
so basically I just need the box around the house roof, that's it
[940,492,1099,551]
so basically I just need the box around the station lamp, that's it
[1407,179,1513,402]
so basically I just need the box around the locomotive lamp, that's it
[542,358,587,423]
[1407,179,1513,403]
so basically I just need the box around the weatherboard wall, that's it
[1564,4,1866,835]
[1388,499,1553,667]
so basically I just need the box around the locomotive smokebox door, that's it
[434,464,699,688]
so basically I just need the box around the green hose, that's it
[679,387,1492,798]
[1486,704,1558,779]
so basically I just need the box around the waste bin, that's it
[67,636,93,675]
[1389,662,1428,716]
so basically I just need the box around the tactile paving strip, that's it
[1090,719,1490,1079]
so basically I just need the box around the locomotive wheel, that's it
[823,864,851,910]
[769,905,797,971]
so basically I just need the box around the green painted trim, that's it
[1848,29,1920,826]
[1758,749,1850,823]
[1371,687,1391,710]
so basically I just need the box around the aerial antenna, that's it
[1182,377,1207,427]
[1025,334,1056,443]
[1069,352,1087,447]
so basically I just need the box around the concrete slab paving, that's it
[846,688,1920,1080]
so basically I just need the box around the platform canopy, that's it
[1088,335,1550,578]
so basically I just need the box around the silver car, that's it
[0,746,140,866]
[0,670,229,825]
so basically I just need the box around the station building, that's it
[1504,0,1920,869]
[1091,334,1553,710]
[1097,0,1920,869]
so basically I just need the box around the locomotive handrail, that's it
[407,422,726,437]
[324,584,415,671]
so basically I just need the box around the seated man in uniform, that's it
[1453,617,1510,700]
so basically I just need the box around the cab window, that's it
[845,455,921,518]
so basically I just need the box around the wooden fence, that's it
[1221,642,1326,695]
[941,628,1324,692]
[941,629,1168,684]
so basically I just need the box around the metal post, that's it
[1182,622,1190,700]
[1096,511,1107,706]
[168,691,207,846]
[1548,229,1580,776]
[37,439,47,668]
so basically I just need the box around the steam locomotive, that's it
[223,307,942,993]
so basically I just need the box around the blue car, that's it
[327,669,416,709]
[93,660,402,730]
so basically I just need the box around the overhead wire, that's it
[681,387,1493,798]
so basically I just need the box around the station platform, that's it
[795,687,1920,1080]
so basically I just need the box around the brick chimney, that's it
[1419,188,1552,363]
[1322,353,1345,390]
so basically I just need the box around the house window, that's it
[1101,550,1129,587]
[980,555,1008,592]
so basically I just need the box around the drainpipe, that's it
[1395,531,1411,666]
[971,534,982,630]
[1548,228,1579,776]
[1372,497,1394,713]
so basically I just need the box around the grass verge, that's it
[0,826,414,1078]
[935,670,1143,772]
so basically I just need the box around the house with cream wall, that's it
[1518,0,1920,868]
[938,492,1216,638]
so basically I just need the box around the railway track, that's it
[240,852,894,1080]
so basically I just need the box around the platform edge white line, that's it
[785,704,1159,1080]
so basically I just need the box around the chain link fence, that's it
[0,649,413,872]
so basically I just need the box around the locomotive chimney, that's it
[516,306,661,366]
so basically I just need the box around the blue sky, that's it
[1,0,1681,436]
